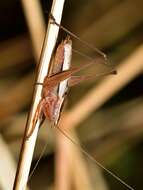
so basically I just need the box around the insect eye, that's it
[64,91,68,96]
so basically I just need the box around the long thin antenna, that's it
[49,13,107,61]
[72,48,112,68]
[72,48,95,61]
[55,126,135,190]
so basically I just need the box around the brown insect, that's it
[27,36,116,138]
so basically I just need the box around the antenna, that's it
[49,13,108,62]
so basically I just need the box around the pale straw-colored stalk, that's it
[13,0,65,189]
[21,0,45,60]
[0,135,17,190]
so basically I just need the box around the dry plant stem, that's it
[0,35,32,72]
[21,0,45,60]
[61,45,143,130]
[55,130,94,190]
[71,132,108,190]
[69,132,94,190]
[80,0,143,50]
[55,131,72,190]
[0,73,33,121]
[55,126,93,190]
[55,128,109,190]
[0,135,17,190]
[71,0,118,34]
[13,0,65,189]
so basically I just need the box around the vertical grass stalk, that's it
[13,0,65,189]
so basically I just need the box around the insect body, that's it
[41,36,72,124]
[27,37,72,137]
[27,36,116,138]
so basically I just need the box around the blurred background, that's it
[0,0,143,190]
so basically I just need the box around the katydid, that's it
[27,37,116,138]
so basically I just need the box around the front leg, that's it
[26,98,46,139]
